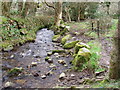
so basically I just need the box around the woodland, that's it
[1,0,120,89]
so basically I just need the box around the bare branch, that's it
[44,0,55,9]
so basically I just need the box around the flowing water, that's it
[2,28,73,88]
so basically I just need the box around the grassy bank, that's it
[0,15,54,51]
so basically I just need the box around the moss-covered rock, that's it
[52,50,66,54]
[52,35,61,42]
[63,41,79,49]
[74,42,90,54]
[61,34,71,45]
[8,67,23,76]
[72,47,91,70]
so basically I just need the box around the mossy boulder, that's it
[3,45,13,52]
[72,47,91,69]
[61,34,71,45]
[52,50,66,54]
[74,42,90,54]
[52,35,61,42]
[63,41,79,49]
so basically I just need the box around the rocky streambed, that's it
[2,28,75,88]
[1,28,109,89]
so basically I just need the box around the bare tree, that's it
[44,0,62,26]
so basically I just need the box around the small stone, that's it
[54,53,59,56]
[41,75,46,79]
[10,55,14,59]
[71,74,75,77]
[64,64,68,67]
[47,59,53,63]
[49,64,56,68]
[5,82,14,87]
[58,60,66,65]
[59,72,66,79]
[47,52,52,56]
[31,62,37,67]
[33,72,39,77]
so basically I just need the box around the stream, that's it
[2,28,73,88]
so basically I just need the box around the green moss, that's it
[74,42,90,54]
[72,48,91,70]
[52,50,66,54]
[63,41,79,49]
[8,67,23,76]
[45,56,50,60]
[61,34,71,45]
[52,35,61,42]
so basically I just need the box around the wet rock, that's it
[10,55,14,59]
[54,53,59,56]
[33,54,41,58]
[58,60,66,65]
[45,56,50,61]
[4,82,14,88]
[32,72,39,77]
[41,75,47,79]
[59,72,66,79]
[31,62,38,67]
[47,59,53,63]
[49,64,56,68]
[46,70,53,76]
[47,52,52,56]
[71,74,75,77]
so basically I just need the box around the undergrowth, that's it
[0,15,53,51]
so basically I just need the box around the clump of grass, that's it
[83,41,101,71]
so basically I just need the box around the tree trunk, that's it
[54,0,62,26]
[109,2,120,79]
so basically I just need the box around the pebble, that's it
[47,59,53,63]
[47,52,52,56]
[58,60,66,65]
[33,72,39,77]
[59,72,66,79]
[71,74,75,77]
[54,53,59,56]
[5,82,14,88]
[41,75,46,79]
[31,62,37,67]
[10,55,14,59]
